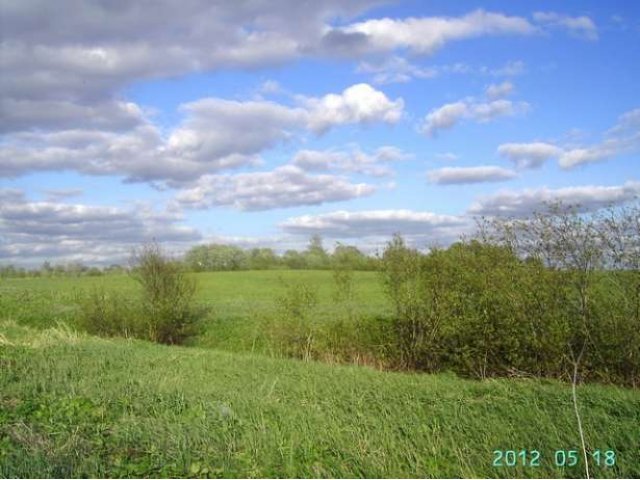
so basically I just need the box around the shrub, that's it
[266,280,319,359]
[76,289,138,338]
[131,243,202,345]
[380,202,640,386]
[77,243,204,345]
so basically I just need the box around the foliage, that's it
[75,243,204,345]
[269,279,319,360]
[130,243,203,344]
[184,243,248,272]
[380,202,640,386]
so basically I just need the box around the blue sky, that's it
[1,0,639,265]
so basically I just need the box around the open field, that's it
[0,271,392,358]
[1,270,640,477]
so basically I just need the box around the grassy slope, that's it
[1,322,639,478]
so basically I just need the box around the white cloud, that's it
[496,108,640,170]
[421,97,529,136]
[174,166,375,211]
[422,102,469,135]
[293,145,410,177]
[428,166,517,184]
[468,181,640,216]
[334,10,537,55]
[167,98,306,164]
[280,209,472,245]
[357,56,438,84]
[257,80,284,96]
[303,83,404,133]
[485,81,514,99]
[498,142,563,169]
[357,58,526,85]
[559,108,640,168]
[533,12,598,40]
[0,98,146,134]
[1,84,405,184]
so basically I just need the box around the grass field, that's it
[1,271,639,477]
[0,271,392,358]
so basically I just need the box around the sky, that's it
[1,0,639,266]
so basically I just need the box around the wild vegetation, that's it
[2,322,639,478]
[1,202,639,477]
[76,243,205,345]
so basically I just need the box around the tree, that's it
[184,244,248,271]
[304,234,329,269]
[283,249,307,269]
[248,248,278,270]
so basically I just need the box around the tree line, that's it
[0,235,378,277]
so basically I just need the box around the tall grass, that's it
[1,322,639,478]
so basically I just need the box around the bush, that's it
[131,243,202,344]
[380,202,640,387]
[268,280,319,359]
[78,243,204,345]
[76,289,138,338]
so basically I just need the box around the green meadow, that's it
[1,270,639,478]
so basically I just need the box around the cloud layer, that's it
[174,166,375,211]
[0,189,200,265]
[280,209,472,246]
[1,83,404,185]
[469,181,640,216]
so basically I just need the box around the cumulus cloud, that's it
[421,97,529,136]
[533,12,598,40]
[330,10,537,55]
[174,166,375,211]
[496,108,640,170]
[428,166,517,184]
[468,181,640,216]
[0,2,583,136]
[166,98,306,169]
[1,1,381,131]
[1,83,404,184]
[293,145,410,177]
[303,83,404,133]
[498,142,564,169]
[0,190,201,265]
[0,98,147,134]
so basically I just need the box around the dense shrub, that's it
[381,203,640,387]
